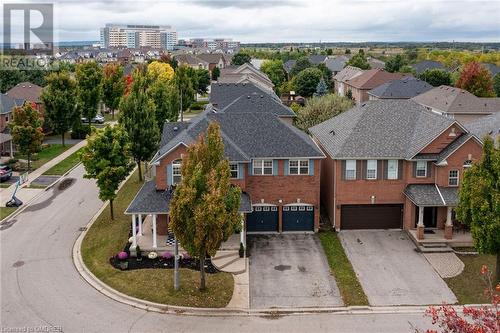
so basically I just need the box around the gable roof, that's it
[465,111,500,142]
[308,55,328,65]
[333,66,364,83]
[218,63,274,91]
[209,82,279,109]
[482,63,500,77]
[0,94,23,115]
[412,85,500,114]
[309,100,457,159]
[196,53,225,64]
[174,54,208,66]
[410,60,446,75]
[325,55,349,73]
[346,69,406,90]
[217,91,295,117]
[368,77,433,99]
[6,82,42,103]
[283,59,296,74]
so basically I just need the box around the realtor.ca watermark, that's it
[2,3,56,70]
[0,326,63,332]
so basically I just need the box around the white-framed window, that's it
[448,170,459,186]
[263,206,270,211]
[416,161,427,178]
[229,163,239,179]
[345,160,356,180]
[387,160,398,180]
[289,159,309,175]
[291,206,298,211]
[172,159,182,184]
[283,206,290,211]
[253,159,273,175]
[271,206,277,211]
[254,206,262,212]
[366,160,377,180]
[299,206,305,211]
[306,206,314,211]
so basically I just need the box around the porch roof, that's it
[403,184,458,207]
[125,180,252,215]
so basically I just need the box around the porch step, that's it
[417,243,453,253]
[212,251,246,274]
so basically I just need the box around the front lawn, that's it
[444,253,496,304]
[43,148,83,175]
[15,144,73,171]
[0,206,17,220]
[318,230,369,306]
[81,169,234,308]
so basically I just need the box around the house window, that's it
[289,159,309,175]
[229,163,238,179]
[416,161,427,178]
[253,159,273,175]
[172,159,182,184]
[366,160,377,180]
[387,160,398,180]
[448,170,459,186]
[345,160,356,180]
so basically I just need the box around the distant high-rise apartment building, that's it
[188,38,240,50]
[100,24,178,50]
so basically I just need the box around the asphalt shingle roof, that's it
[220,92,295,117]
[6,82,42,103]
[309,100,455,159]
[209,82,279,109]
[346,69,406,90]
[465,112,500,142]
[403,184,458,206]
[368,77,433,99]
[0,94,23,115]
[482,63,500,77]
[410,60,446,75]
[333,66,363,83]
[325,56,349,73]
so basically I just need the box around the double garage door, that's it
[341,204,403,230]
[246,205,314,232]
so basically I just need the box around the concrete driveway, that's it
[248,234,343,308]
[339,230,457,306]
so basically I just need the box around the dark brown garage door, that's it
[341,204,403,230]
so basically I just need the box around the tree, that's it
[0,67,26,92]
[211,67,220,81]
[169,122,241,290]
[345,49,351,54]
[294,67,323,97]
[384,54,406,73]
[314,78,328,96]
[456,61,495,97]
[40,71,78,146]
[148,79,180,125]
[294,93,354,132]
[174,65,196,115]
[76,62,103,128]
[119,68,160,181]
[346,89,353,100]
[290,57,313,77]
[147,61,175,82]
[326,48,333,56]
[418,69,452,87]
[80,125,133,219]
[346,52,371,70]
[456,137,500,282]
[316,63,333,88]
[194,68,211,95]
[494,73,500,97]
[102,63,125,120]
[260,60,286,93]
[9,103,44,171]
[231,52,251,66]
[399,65,416,75]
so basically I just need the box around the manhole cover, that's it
[12,260,24,268]
[58,178,75,191]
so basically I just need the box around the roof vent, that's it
[260,94,264,98]
[247,95,251,99]
[329,129,335,136]
[173,126,178,131]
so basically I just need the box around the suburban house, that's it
[0,93,23,156]
[324,55,350,75]
[218,63,275,92]
[125,95,324,253]
[310,100,483,245]
[174,53,209,70]
[465,111,500,144]
[368,77,433,100]
[333,66,363,97]
[410,60,446,75]
[209,82,281,110]
[283,55,329,76]
[412,85,500,123]
[174,53,230,73]
[482,62,500,77]
[5,82,43,111]
[342,68,406,104]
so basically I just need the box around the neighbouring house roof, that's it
[308,55,328,65]
[333,66,364,83]
[368,77,433,99]
[125,179,252,214]
[346,68,406,90]
[5,82,42,103]
[325,55,349,73]
[0,132,13,145]
[195,53,225,64]
[410,60,446,75]
[465,111,500,142]
[435,133,480,164]
[403,184,458,207]
[367,57,385,69]
[412,85,500,115]
[175,54,209,67]
[218,64,274,91]
[283,59,296,74]
[218,92,295,117]
[309,100,457,159]
[0,94,23,114]
[210,82,279,109]
[482,63,500,77]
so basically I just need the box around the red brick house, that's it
[126,93,324,252]
[310,100,482,245]
[344,69,406,104]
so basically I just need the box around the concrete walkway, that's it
[423,253,465,278]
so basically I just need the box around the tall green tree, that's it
[346,52,370,70]
[231,52,251,66]
[80,125,133,219]
[494,73,500,97]
[40,71,78,146]
[76,62,103,128]
[314,78,328,96]
[211,67,220,81]
[260,59,286,94]
[294,67,323,97]
[385,54,406,73]
[102,63,125,120]
[290,57,313,77]
[9,103,44,171]
[119,68,160,181]
[456,137,500,282]
[148,79,180,125]
[295,93,354,132]
[194,68,211,95]
[456,61,495,97]
[169,122,241,290]
[418,69,452,87]
[174,65,196,116]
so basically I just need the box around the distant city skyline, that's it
[1,0,499,43]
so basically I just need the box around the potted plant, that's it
[136,245,142,261]
[239,242,245,258]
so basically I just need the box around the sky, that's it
[2,0,500,43]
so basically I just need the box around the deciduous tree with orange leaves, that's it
[456,61,495,97]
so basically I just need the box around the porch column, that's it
[152,214,157,248]
[444,207,453,240]
[417,206,425,240]
[240,213,246,248]
[138,214,143,235]
[9,140,13,158]
[131,214,137,247]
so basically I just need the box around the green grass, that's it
[104,113,117,122]
[25,184,48,189]
[444,253,496,304]
[0,183,11,188]
[15,144,73,171]
[0,207,17,220]
[81,169,234,308]
[43,148,83,175]
[318,230,369,306]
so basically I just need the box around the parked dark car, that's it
[0,165,13,182]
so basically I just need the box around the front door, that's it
[415,206,437,228]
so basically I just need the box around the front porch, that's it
[407,228,473,247]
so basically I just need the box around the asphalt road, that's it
[1,165,432,332]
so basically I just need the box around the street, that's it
[1,165,432,332]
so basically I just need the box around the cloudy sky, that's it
[2,0,500,43]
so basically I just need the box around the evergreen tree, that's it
[314,78,328,96]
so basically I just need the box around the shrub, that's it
[71,125,91,139]
[182,252,191,260]
[117,251,128,260]
[162,251,173,259]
